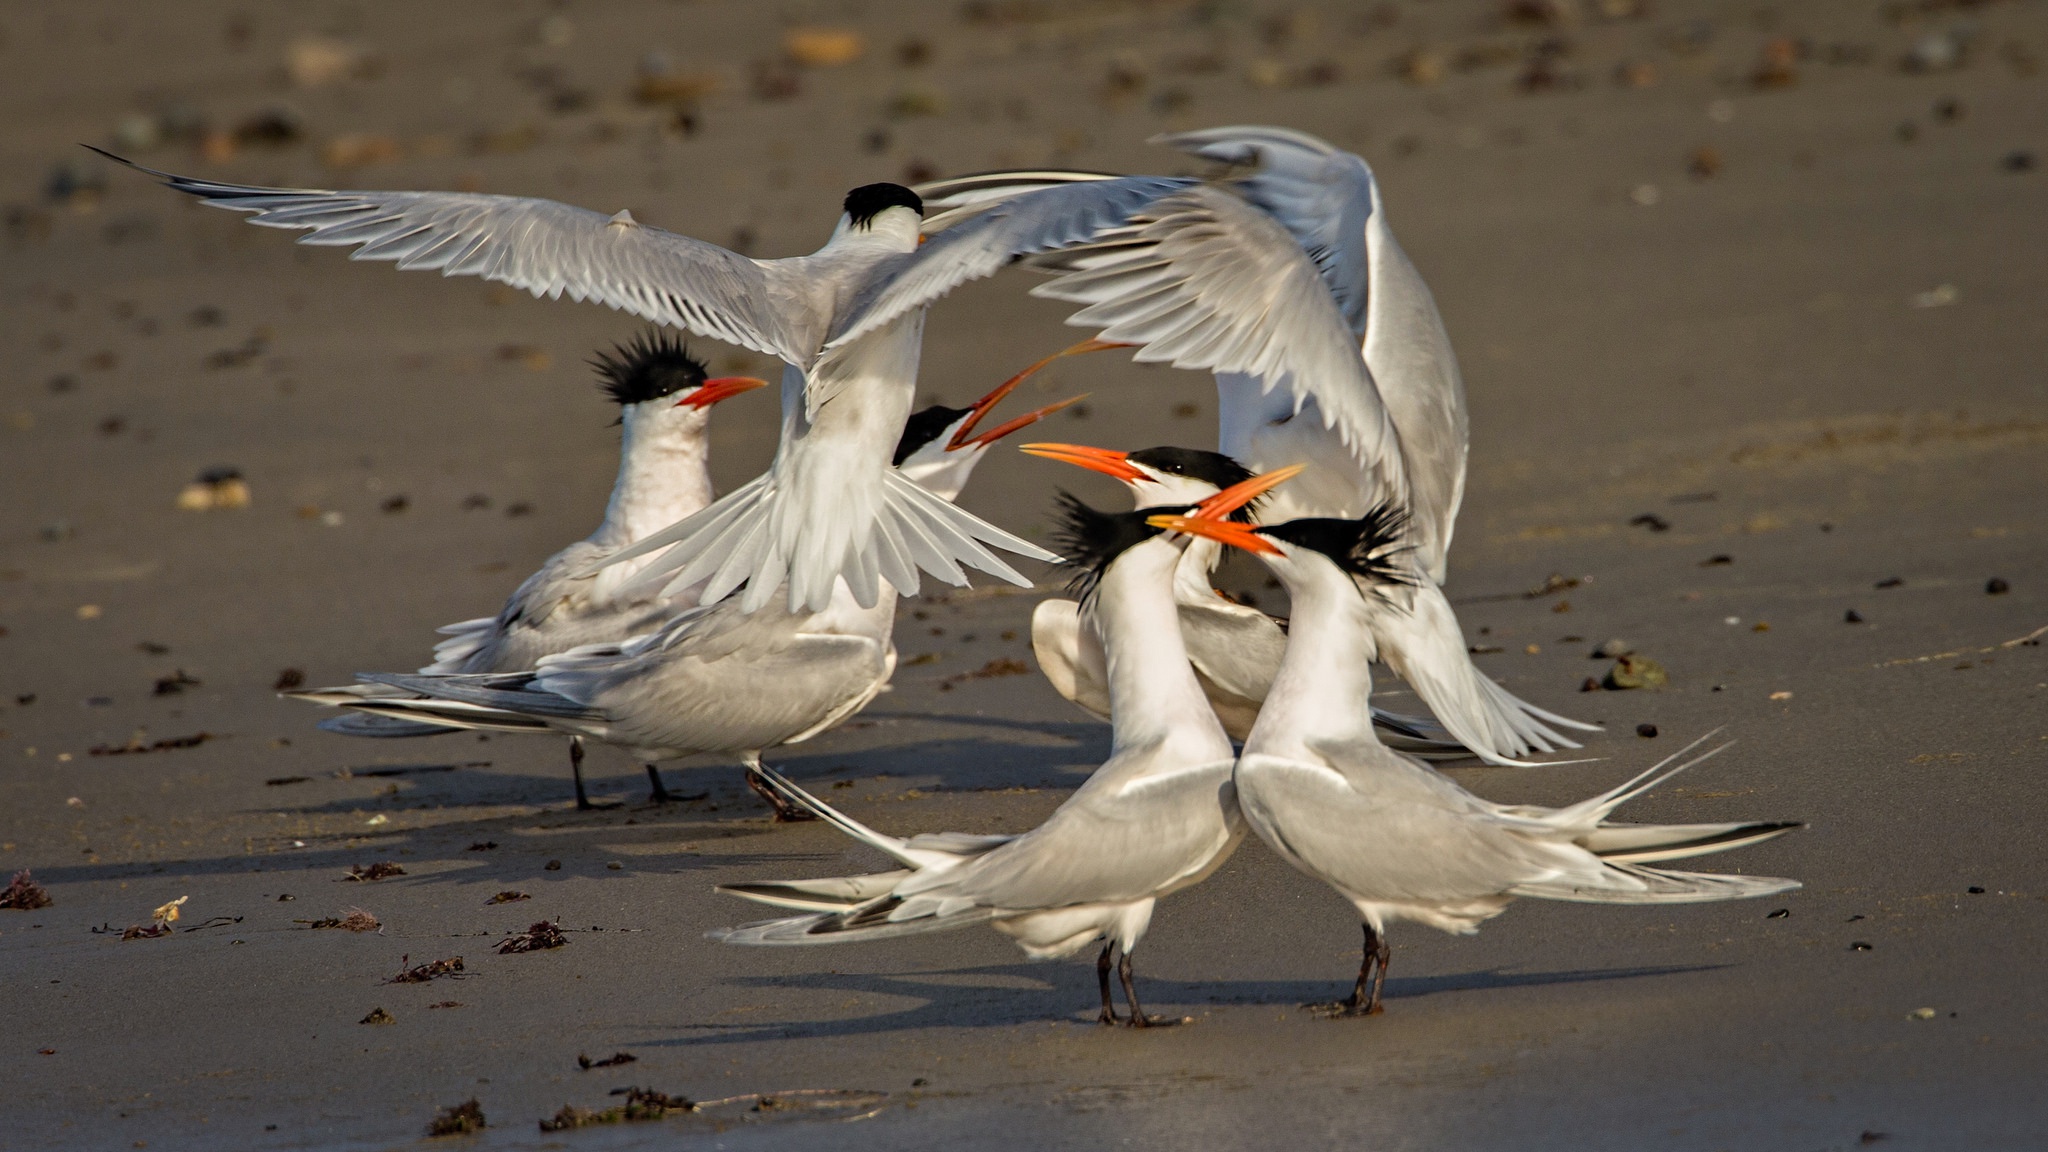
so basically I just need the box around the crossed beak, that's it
[1017,442,1147,483]
[676,375,770,409]
[1144,466,1306,556]
[948,337,1129,451]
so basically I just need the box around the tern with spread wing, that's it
[712,470,1294,1025]
[292,332,763,808]
[99,148,1179,614]
[290,379,1083,817]
[915,126,1598,764]
[1152,507,1802,1016]
[1018,440,1461,757]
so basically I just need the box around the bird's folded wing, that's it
[823,175,1186,351]
[93,148,814,364]
[1030,184,1404,498]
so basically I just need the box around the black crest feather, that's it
[1261,503,1417,591]
[591,330,708,406]
[893,404,971,466]
[1050,491,1181,600]
[1126,447,1259,522]
[844,183,924,229]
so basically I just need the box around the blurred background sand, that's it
[1,2,2044,1148]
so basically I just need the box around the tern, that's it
[1017,439,1462,757]
[99,149,1178,614]
[290,378,1084,817]
[292,331,764,808]
[915,127,1599,763]
[711,470,1296,1025]
[1152,507,1803,1015]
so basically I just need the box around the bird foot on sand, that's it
[1301,1000,1382,1020]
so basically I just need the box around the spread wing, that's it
[94,148,816,364]
[1031,183,1406,503]
[822,175,1186,350]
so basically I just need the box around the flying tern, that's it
[291,378,1084,816]
[1152,507,1802,1015]
[712,469,1294,1025]
[915,127,1598,763]
[98,148,1178,614]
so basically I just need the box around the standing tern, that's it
[1017,440,1463,756]
[1151,507,1803,1016]
[711,469,1295,1025]
[97,148,1179,613]
[290,378,1085,817]
[291,331,764,808]
[915,127,1597,762]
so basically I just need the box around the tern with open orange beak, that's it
[1137,505,1803,1018]
[288,349,1072,820]
[711,470,1301,1026]
[288,331,770,809]
[1020,443,1469,757]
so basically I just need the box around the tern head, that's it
[1020,443,1260,519]
[592,330,767,421]
[839,182,925,248]
[1053,468,1300,599]
[1148,501,1415,601]
[894,379,1086,503]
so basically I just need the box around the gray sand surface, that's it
[2,1,2043,1148]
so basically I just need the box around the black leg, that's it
[1304,922,1387,1019]
[643,763,676,804]
[1118,950,1181,1029]
[569,736,594,811]
[744,762,817,822]
[1095,944,1119,1025]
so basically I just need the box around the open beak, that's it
[1192,464,1304,520]
[1018,442,1147,483]
[952,394,1090,450]
[676,375,769,409]
[948,337,1129,449]
[1143,467,1304,556]
[1144,513,1280,556]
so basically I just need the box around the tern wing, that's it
[95,149,815,364]
[1032,184,1407,505]
[823,176,1186,351]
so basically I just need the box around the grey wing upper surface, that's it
[899,756,1239,911]
[97,150,819,365]
[822,175,1187,351]
[1031,183,1407,505]
[426,541,681,674]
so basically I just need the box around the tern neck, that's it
[1243,549,1383,760]
[1087,536,1234,763]
[590,402,716,550]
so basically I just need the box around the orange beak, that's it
[1191,463,1304,521]
[947,337,1129,449]
[951,394,1091,450]
[1018,442,1147,483]
[676,375,769,409]
[1144,513,1281,556]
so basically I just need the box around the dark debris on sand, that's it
[344,862,406,882]
[0,869,53,910]
[538,1088,694,1130]
[497,919,568,953]
[427,1099,486,1136]
[578,1051,636,1070]
[387,955,465,984]
[295,907,380,932]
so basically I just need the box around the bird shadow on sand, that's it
[630,961,1723,1047]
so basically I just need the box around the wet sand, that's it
[2,1,2044,1148]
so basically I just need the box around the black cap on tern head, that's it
[893,403,972,466]
[591,329,709,406]
[844,183,924,229]
[1260,503,1417,589]
[1051,491,1188,600]
[1126,447,1259,522]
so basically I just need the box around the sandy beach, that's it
[2,1,2044,1147]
